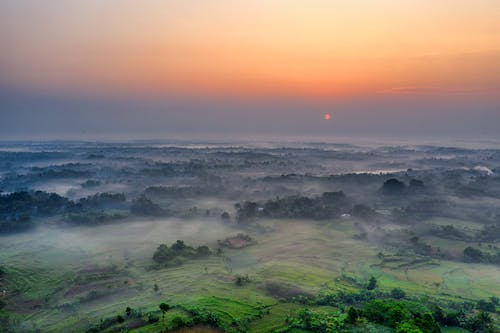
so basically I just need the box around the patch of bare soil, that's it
[219,233,255,249]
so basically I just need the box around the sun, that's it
[324,113,331,120]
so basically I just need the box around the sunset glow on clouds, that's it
[1,1,499,140]
[1,0,499,98]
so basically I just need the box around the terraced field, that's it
[1,218,499,332]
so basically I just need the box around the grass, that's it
[1,218,499,332]
[248,303,301,333]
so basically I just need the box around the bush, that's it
[396,322,423,333]
[171,316,186,329]
[148,313,160,323]
[367,276,377,290]
[391,288,406,300]
[463,246,483,262]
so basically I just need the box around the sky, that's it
[1,0,499,141]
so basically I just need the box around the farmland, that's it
[1,141,499,332]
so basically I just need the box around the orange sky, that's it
[1,0,500,98]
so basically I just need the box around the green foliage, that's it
[159,302,170,314]
[220,211,231,222]
[236,191,354,222]
[367,276,377,290]
[363,299,441,332]
[130,195,167,216]
[172,239,186,252]
[396,322,423,333]
[288,308,347,332]
[196,245,211,257]
[314,289,383,306]
[66,210,126,225]
[466,311,494,333]
[381,179,406,195]
[0,190,130,231]
[391,288,406,300]
[171,315,186,329]
[75,192,126,209]
[153,244,175,263]
[0,190,71,233]
[148,313,160,323]
[364,300,407,327]
[412,313,441,333]
[463,246,483,262]
[235,274,250,286]
[235,201,259,223]
[152,240,212,266]
[462,246,500,265]
[346,307,358,324]
[476,299,496,312]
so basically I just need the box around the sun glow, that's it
[1,1,499,98]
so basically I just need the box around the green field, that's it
[1,218,498,332]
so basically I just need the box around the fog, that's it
[0,140,499,332]
[0,219,244,266]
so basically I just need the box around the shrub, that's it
[391,288,406,300]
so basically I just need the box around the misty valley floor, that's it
[0,141,499,332]
[2,218,499,332]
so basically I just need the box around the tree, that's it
[130,195,165,216]
[154,283,159,292]
[235,274,250,286]
[430,305,445,325]
[196,245,211,257]
[152,244,174,263]
[477,299,495,312]
[396,322,423,333]
[220,211,231,222]
[387,304,411,327]
[125,306,132,316]
[409,179,425,191]
[381,179,406,195]
[171,316,185,329]
[346,307,358,324]
[468,311,493,332]
[463,246,483,262]
[412,313,440,333]
[159,302,170,321]
[391,288,406,299]
[116,315,125,324]
[367,276,377,290]
[236,201,259,223]
[171,240,186,252]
